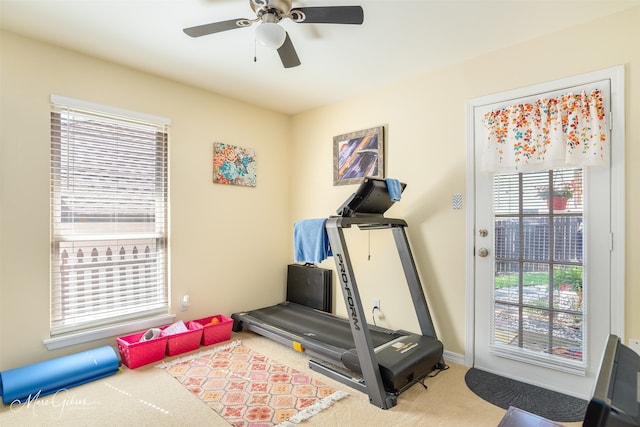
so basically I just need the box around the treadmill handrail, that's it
[328,215,408,229]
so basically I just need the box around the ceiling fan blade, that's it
[183,19,250,37]
[291,6,364,25]
[277,33,301,68]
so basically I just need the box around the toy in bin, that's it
[194,315,233,346]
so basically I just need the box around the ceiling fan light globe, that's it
[255,22,286,49]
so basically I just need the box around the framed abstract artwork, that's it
[213,142,257,187]
[333,126,384,186]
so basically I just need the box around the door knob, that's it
[478,248,489,257]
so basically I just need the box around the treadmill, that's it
[232,178,445,409]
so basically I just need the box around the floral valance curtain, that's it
[481,89,608,173]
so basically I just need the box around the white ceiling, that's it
[2,0,639,114]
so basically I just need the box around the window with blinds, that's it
[50,95,169,336]
[493,168,584,367]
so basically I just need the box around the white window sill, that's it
[490,343,587,376]
[43,314,176,350]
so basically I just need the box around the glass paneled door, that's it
[472,79,613,398]
[493,169,585,370]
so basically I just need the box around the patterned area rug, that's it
[158,341,348,427]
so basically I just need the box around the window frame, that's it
[464,65,625,397]
[46,95,174,349]
[491,168,586,372]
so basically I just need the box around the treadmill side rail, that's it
[391,226,438,340]
[325,216,444,410]
[326,218,393,409]
[308,359,399,409]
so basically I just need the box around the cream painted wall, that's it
[1,6,639,371]
[290,7,640,355]
[0,31,291,369]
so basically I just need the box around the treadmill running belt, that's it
[243,303,401,351]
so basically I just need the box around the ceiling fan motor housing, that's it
[251,0,292,17]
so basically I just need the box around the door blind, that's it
[50,97,169,335]
[493,168,585,367]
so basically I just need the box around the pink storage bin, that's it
[117,331,169,369]
[161,323,203,356]
[194,315,233,346]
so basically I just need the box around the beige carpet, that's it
[0,331,582,426]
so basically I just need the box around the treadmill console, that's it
[336,177,406,217]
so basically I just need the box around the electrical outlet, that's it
[181,294,190,312]
[629,338,640,355]
[373,299,380,310]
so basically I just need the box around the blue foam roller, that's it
[0,345,120,404]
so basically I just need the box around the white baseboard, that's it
[444,350,466,366]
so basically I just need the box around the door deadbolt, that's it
[478,248,489,257]
[479,229,488,237]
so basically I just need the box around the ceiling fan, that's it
[183,0,364,68]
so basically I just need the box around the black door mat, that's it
[465,368,588,422]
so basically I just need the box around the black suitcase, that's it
[286,264,333,313]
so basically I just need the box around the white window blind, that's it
[492,168,585,371]
[50,96,170,336]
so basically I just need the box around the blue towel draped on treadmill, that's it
[294,218,332,263]
[385,178,402,202]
